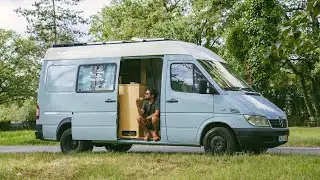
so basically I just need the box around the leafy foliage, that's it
[0,99,36,123]
[0,104,19,123]
[15,0,88,46]
[265,0,320,122]
[90,0,194,42]
[90,0,320,124]
[0,0,89,124]
[1,0,318,125]
[0,29,42,105]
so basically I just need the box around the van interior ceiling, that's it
[117,57,163,140]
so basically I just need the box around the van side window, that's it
[46,65,76,93]
[76,63,116,92]
[170,63,208,93]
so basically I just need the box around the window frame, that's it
[75,62,117,93]
[45,64,77,93]
[170,62,212,94]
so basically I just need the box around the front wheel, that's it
[105,144,132,152]
[60,128,93,154]
[203,127,236,155]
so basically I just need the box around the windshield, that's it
[197,60,255,92]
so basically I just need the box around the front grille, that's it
[269,119,287,128]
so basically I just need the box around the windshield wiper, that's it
[240,87,256,92]
[224,87,242,91]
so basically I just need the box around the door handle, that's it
[166,99,178,103]
[105,99,116,103]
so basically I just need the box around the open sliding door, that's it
[72,57,120,141]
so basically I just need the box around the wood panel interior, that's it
[118,58,162,139]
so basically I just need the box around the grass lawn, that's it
[0,152,320,179]
[284,127,320,147]
[0,127,319,147]
[0,130,58,146]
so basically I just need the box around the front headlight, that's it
[244,115,270,127]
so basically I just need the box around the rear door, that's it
[72,57,120,140]
[165,59,214,144]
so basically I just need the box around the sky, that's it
[0,0,111,41]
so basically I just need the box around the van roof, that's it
[44,39,226,63]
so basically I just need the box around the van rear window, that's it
[46,65,76,93]
[76,63,116,93]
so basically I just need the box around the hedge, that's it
[0,99,36,131]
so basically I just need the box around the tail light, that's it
[36,104,40,120]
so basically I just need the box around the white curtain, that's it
[77,64,116,92]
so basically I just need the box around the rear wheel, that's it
[60,128,93,154]
[203,127,236,155]
[105,144,132,152]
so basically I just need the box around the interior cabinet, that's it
[118,84,146,138]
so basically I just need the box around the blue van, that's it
[35,38,289,154]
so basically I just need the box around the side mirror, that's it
[208,87,217,94]
[199,79,218,94]
[199,80,208,94]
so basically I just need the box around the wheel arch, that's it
[56,117,71,141]
[198,122,240,149]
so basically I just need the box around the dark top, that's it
[142,98,160,117]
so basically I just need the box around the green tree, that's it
[276,0,320,123]
[223,0,284,84]
[0,29,42,105]
[221,0,319,124]
[17,99,37,122]
[15,0,88,46]
[90,0,319,125]
[90,0,195,42]
[89,0,235,50]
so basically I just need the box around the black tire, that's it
[105,144,132,152]
[203,127,236,155]
[60,128,93,154]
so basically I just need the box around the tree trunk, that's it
[285,60,315,121]
[311,77,320,124]
[246,62,252,85]
[299,76,315,119]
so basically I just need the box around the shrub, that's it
[0,99,36,130]
[0,103,19,131]
[17,99,36,122]
[0,103,19,122]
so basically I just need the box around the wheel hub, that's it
[66,135,79,150]
[210,136,226,153]
[71,140,79,149]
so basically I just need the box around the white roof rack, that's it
[46,40,226,63]
[131,37,173,42]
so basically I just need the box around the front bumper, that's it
[234,128,289,149]
[35,124,44,140]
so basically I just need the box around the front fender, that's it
[195,114,251,144]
